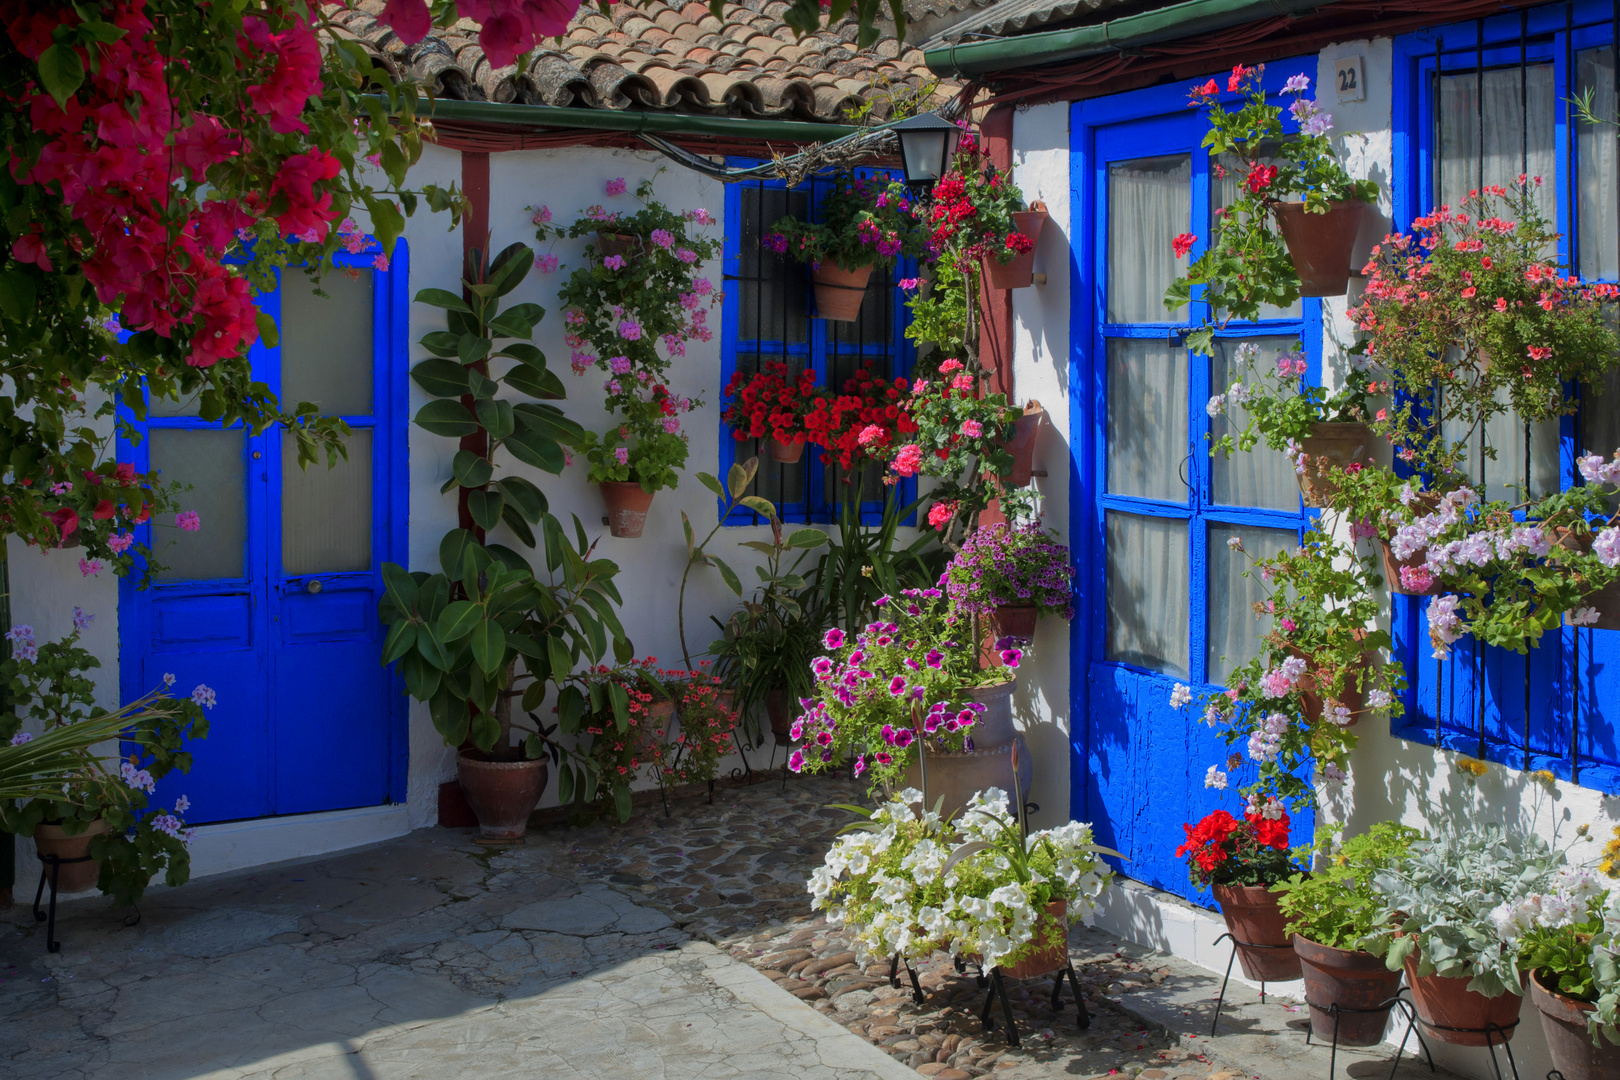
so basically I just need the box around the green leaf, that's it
[475,398,515,441]
[458,334,492,366]
[381,562,419,616]
[502,364,566,401]
[381,619,418,664]
[467,487,505,531]
[557,686,586,734]
[255,311,279,349]
[499,503,537,548]
[787,528,828,549]
[429,686,467,744]
[496,475,547,522]
[607,681,630,733]
[1,270,44,320]
[495,342,546,367]
[411,359,471,398]
[400,650,441,700]
[504,426,567,474]
[712,556,743,596]
[371,199,405,255]
[613,784,632,822]
[681,511,695,554]
[727,461,748,501]
[420,331,461,358]
[468,707,500,751]
[558,761,575,804]
[415,288,473,313]
[416,625,452,671]
[439,530,476,579]
[739,496,777,517]
[437,600,481,642]
[469,619,506,674]
[546,635,573,686]
[513,403,586,444]
[413,399,478,437]
[698,472,725,499]
[450,449,494,489]
[36,44,84,108]
[487,242,533,298]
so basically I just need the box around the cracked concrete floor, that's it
[0,783,916,1080]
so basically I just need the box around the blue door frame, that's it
[118,245,411,823]
[1068,70,1318,903]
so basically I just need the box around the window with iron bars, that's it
[717,170,917,525]
[1393,0,1620,789]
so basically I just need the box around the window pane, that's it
[1441,380,1560,501]
[148,386,206,418]
[1107,338,1188,502]
[1587,368,1620,460]
[1436,65,1557,231]
[1213,151,1302,321]
[1577,48,1618,280]
[151,428,246,582]
[1105,512,1189,679]
[1207,523,1297,685]
[280,270,373,416]
[282,429,372,574]
[1108,154,1191,324]
[739,186,809,343]
[1210,338,1304,509]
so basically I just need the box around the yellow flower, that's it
[1455,757,1488,777]
[1530,769,1557,787]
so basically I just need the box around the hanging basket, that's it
[1549,527,1620,631]
[600,481,655,538]
[1272,199,1370,297]
[1296,421,1375,508]
[983,209,1049,290]
[1379,539,1441,596]
[765,437,806,464]
[1291,638,1378,726]
[811,262,872,322]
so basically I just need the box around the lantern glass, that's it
[893,114,962,193]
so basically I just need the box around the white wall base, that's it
[185,803,412,880]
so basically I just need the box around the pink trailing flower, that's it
[892,444,923,477]
[605,177,627,196]
[535,253,559,273]
[177,510,201,532]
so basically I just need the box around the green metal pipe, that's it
[924,0,1326,78]
[420,97,860,143]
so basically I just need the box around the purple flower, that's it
[1282,73,1311,93]
[888,675,908,696]
[893,729,915,748]
[609,355,631,374]
[823,628,845,650]
[789,719,804,740]
[676,248,698,264]
[191,684,217,709]
[852,754,866,777]
[999,648,1022,669]
[815,730,833,747]
[9,732,33,746]
[617,320,642,341]
[651,229,674,249]
[72,606,94,632]
[925,649,944,669]
[787,749,805,772]
[176,510,201,532]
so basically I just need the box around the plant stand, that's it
[970,960,1091,1047]
[888,952,924,1004]
[1408,1014,1521,1080]
[1301,989,1435,1080]
[32,851,93,953]
[1209,931,1297,1035]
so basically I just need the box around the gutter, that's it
[925,0,1327,79]
[420,97,860,143]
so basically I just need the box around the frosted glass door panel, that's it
[1107,154,1191,324]
[1210,338,1304,509]
[282,430,372,574]
[1206,523,1298,685]
[1105,512,1190,679]
[1436,66,1557,235]
[1577,48,1618,280]
[151,428,246,581]
[1107,338,1188,502]
[280,271,373,416]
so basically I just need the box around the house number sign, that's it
[1334,55,1366,102]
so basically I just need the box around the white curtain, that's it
[152,428,247,582]
[283,429,372,575]
[1437,65,1557,232]
[1210,337,1303,509]
[1107,338,1188,502]
[1106,512,1190,679]
[1108,154,1191,324]
[1441,380,1561,502]
[1206,523,1298,685]
[1577,47,1618,282]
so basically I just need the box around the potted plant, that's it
[800,358,918,472]
[661,667,737,789]
[1177,799,1304,981]
[1512,868,1620,1079]
[788,588,1026,818]
[765,172,916,321]
[1365,825,1565,1045]
[720,362,825,464]
[1275,822,1424,1045]
[943,520,1074,650]
[0,617,208,906]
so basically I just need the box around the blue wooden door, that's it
[1077,108,1313,901]
[120,249,407,824]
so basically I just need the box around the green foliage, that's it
[765,171,918,272]
[1275,822,1424,948]
[811,487,944,634]
[1207,340,1380,456]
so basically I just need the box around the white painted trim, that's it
[185,803,412,880]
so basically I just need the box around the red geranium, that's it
[721,362,823,446]
[1177,804,1297,889]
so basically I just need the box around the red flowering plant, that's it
[802,359,916,472]
[764,171,919,273]
[892,357,1025,536]
[1166,66,1378,356]
[541,658,677,822]
[1176,803,1299,889]
[662,665,738,787]
[721,361,825,450]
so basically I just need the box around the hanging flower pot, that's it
[1404,958,1524,1046]
[456,750,549,843]
[1296,421,1375,508]
[1548,527,1620,631]
[1294,936,1405,1047]
[962,677,1017,746]
[989,605,1038,644]
[1290,635,1378,726]
[1379,540,1440,596]
[765,437,805,464]
[1212,882,1302,982]
[595,231,642,258]
[1001,400,1044,488]
[32,819,110,893]
[1530,970,1620,1080]
[811,262,872,322]
[600,481,655,538]
[901,735,1031,821]
[1271,199,1370,297]
[983,208,1049,290]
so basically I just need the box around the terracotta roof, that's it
[328,0,954,123]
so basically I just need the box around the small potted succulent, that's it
[1275,822,1424,1046]
[1178,798,1304,981]
[765,172,916,322]
[944,520,1074,650]
[1364,825,1565,1046]
[720,361,825,464]
[1512,868,1620,1080]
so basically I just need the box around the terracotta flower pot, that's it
[983,210,1049,290]
[766,687,796,746]
[32,819,110,894]
[1380,539,1440,596]
[599,481,654,538]
[596,231,642,258]
[1212,883,1302,982]
[1404,958,1524,1046]
[1002,400,1044,487]
[999,901,1070,979]
[766,437,805,464]
[1294,936,1405,1046]
[1289,635,1377,727]
[1530,969,1620,1079]
[811,262,871,322]
[962,678,1017,748]
[457,750,549,843]
[1272,199,1370,297]
[1549,528,1620,631]
[901,734,1031,820]
[990,605,1039,644]
[1296,421,1375,508]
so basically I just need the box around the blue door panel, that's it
[143,649,271,822]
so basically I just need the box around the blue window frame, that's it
[717,168,916,525]
[1393,3,1620,790]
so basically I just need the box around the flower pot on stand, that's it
[1530,970,1620,1079]
[983,209,1049,290]
[1272,199,1370,297]
[1294,936,1405,1046]
[1002,400,1044,487]
[1404,958,1525,1046]
[1212,883,1302,981]
[32,819,110,893]
[457,751,549,843]
[766,437,805,464]
[901,734,1032,820]
[1296,421,1374,508]
[989,605,1039,644]
[600,481,654,538]
[811,262,872,322]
